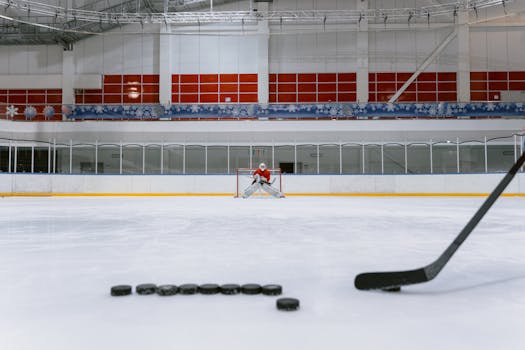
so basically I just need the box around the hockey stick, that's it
[355,150,525,291]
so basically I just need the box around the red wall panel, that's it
[200,94,219,103]
[298,73,316,82]
[240,74,258,83]
[298,93,317,102]
[220,74,239,83]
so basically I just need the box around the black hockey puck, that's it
[136,283,157,295]
[262,284,282,296]
[179,283,199,295]
[276,298,300,311]
[111,285,132,296]
[157,284,179,296]
[241,283,262,295]
[220,284,241,295]
[382,286,401,292]
[199,284,220,295]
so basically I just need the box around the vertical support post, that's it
[272,145,275,169]
[484,136,488,173]
[182,144,186,174]
[316,144,320,174]
[339,143,342,174]
[227,145,230,174]
[457,11,471,102]
[256,2,270,104]
[13,143,17,173]
[381,144,384,174]
[119,141,123,174]
[62,47,75,119]
[430,140,433,174]
[142,144,145,174]
[8,140,11,173]
[205,145,208,174]
[69,139,73,174]
[31,146,34,173]
[404,143,408,174]
[520,134,525,171]
[48,139,51,173]
[294,144,297,174]
[514,134,518,162]
[160,143,164,174]
[356,0,369,102]
[249,145,253,168]
[53,139,56,173]
[362,144,365,174]
[456,138,460,173]
[95,140,98,174]
[159,23,172,105]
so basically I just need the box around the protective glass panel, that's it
[274,146,295,174]
[0,146,9,172]
[15,147,32,173]
[487,138,515,172]
[72,146,96,174]
[123,146,142,174]
[34,147,50,173]
[383,144,405,174]
[163,145,183,174]
[229,146,250,171]
[55,146,70,174]
[98,145,120,174]
[342,144,362,174]
[364,145,381,174]
[145,146,161,174]
[185,145,205,174]
[319,144,340,174]
[432,144,457,173]
[407,144,430,174]
[296,144,317,174]
[251,146,272,169]
[459,144,485,173]
[207,146,228,174]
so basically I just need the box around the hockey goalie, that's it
[242,163,285,198]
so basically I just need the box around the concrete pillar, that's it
[356,0,369,103]
[62,49,75,106]
[159,24,172,105]
[457,11,470,102]
[256,2,270,105]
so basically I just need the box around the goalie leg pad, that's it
[242,183,261,198]
[261,183,285,198]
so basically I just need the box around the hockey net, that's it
[235,168,283,198]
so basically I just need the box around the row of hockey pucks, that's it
[111,283,299,311]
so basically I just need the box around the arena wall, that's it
[1,173,523,196]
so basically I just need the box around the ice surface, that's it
[1,196,524,350]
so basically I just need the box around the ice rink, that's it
[1,195,524,350]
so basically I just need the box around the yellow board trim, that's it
[0,192,524,197]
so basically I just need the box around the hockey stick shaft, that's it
[425,150,525,279]
[355,150,525,290]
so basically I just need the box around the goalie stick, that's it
[355,150,525,291]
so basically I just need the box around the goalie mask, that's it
[259,163,266,171]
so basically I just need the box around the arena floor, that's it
[1,196,524,350]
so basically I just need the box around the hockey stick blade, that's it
[355,150,525,291]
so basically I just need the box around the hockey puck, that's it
[382,286,401,292]
[276,298,300,311]
[136,283,157,295]
[241,283,262,295]
[220,284,241,295]
[179,283,199,295]
[111,285,132,296]
[199,284,220,295]
[261,284,282,296]
[157,284,179,296]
